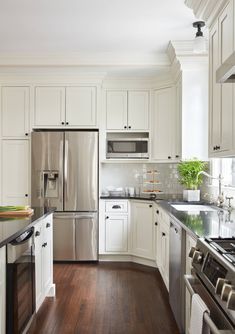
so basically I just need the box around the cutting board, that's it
[0,208,34,216]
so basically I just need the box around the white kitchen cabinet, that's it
[106,90,149,131]
[154,204,170,290]
[152,87,179,161]
[209,1,234,156]
[131,201,155,259]
[105,215,128,252]
[1,140,29,205]
[34,86,97,128]
[35,214,54,311]
[0,246,6,334]
[65,87,96,126]
[128,91,149,130]
[99,200,129,254]
[185,234,197,334]
[34,86,65,126]
[1,86,30,138]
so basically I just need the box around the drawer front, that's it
[105,201,128,213]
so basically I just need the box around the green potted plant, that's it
[177,159,208,202]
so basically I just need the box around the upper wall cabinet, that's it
[152,86,181,161]
[209,0,234,157]
[34,86,97,128]
[106,90,149,131]
[1,86,30,138]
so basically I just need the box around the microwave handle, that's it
[184,275,222,334]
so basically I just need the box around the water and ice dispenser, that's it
[42,171,59,198]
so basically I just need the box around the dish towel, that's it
[189,293,210,334]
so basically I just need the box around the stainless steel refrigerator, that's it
[31,130,99,261]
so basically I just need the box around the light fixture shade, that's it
[193,35,206,53]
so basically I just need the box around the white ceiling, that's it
[0,0,196,56]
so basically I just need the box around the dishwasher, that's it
[169,218,186,334]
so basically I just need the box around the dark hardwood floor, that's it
[28,262,179,334]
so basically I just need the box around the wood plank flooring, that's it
[28,262,179,334]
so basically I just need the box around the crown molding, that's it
[0,52,170,67]
[184,0,229,27]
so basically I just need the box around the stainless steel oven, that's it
[186,237,235,333]
[6,227,35,334]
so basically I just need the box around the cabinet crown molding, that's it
[184,0,230,27]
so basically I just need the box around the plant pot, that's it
[183,189,200,202]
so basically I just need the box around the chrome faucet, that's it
[197,171,224,207]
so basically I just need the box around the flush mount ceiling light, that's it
[193,21,206,53]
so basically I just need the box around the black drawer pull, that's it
[42,242,47,248]
[112,205,121,209]
[46,223,51,228]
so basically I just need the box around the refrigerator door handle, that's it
[64,139,69,203]
[53,214,96,219]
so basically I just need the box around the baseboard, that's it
[99,254,157,268]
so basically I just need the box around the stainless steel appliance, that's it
[31,130,99,261]
[169,219,185,334]
[185,237,235,332]
[106,137,149,159]
[6,227,35,334]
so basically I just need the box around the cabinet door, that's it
[1,87,30,138]
[34,87,65,126]
[159,221,169,289]
[1,140,29,205]
[42,215,53,294]
[34,222,43,311]
[219,1,233,152]
[66,87,96,126]
[152,87,174,160]
[209,21,221,154]
[0,246,6,334]
[105,215,128,252]
[128,91,149,130]
[106,91,128,130]
[132,202,154,259]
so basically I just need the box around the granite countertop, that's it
[0,207,55,248]
[157,200,235,239]
[100,193,183,201]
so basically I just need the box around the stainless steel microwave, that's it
[106,138,149,159]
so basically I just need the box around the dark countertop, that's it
[100,193,184,201]
[0,207,55,248]
[156,200,235,239]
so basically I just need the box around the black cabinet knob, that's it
[156,210,159,214]
[42,242,47,248]
[149,204,152,208]
[61,122,65,125]
[66,122,69,125]
[128,126,131,129]
[162,232,166,236]
[35,231,40,237]
[124,126,127,129]
[175,155,179,158]
[155,222,158,226]
[168,156,171,159]
[25,133,28,136]
[106,216,109,219]
[46,223,50,228]
[25,194,28,197]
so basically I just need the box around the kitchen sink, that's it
[170,204,217,212]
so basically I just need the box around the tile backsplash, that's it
[100,163,183,195]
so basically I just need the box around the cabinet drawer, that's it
[105,201,128,213]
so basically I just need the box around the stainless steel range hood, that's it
[216,51,235,83]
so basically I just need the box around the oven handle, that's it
[184,275,226,334]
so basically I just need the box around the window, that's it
[211,158,235,187]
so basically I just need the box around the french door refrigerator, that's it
[31,130,98,261]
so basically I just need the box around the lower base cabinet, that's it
[0,246,6,334]
[35,214,53,311]
[131,201,155,260]
[105,215,128,252]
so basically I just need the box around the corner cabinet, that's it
[131,201,155,260]
[209,0,234,157]
[152,86,181,161]
[34,86,97,128]
[34,214,54,311]
[106,90,149,131]
[0,246,6,334]
[1,140,30,205]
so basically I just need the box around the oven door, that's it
[184,275,235,333]
[7,228,35,334]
